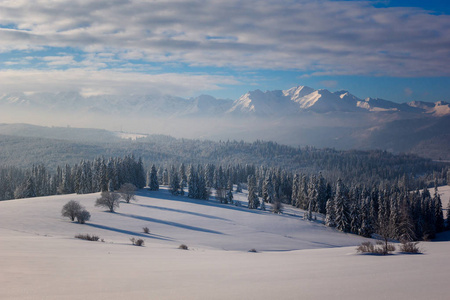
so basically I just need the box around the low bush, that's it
[143,226,150,234]
[357,241,395,255]
[178,244,188,250]
[130,237,145,246]
[75,234,100,241]
[399,241,421,254]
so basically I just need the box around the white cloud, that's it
[41,55,76,66]
[0,0,449,79]
[0,68,239,97]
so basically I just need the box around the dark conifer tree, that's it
[247,175,259,209]
[334,179,350,232]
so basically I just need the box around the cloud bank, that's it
[0,0,449,95]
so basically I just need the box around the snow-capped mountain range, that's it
[1,85,449,118]
[229,86,450,116]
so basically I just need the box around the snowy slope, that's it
[0,187,366,251]
[1,186,450,299]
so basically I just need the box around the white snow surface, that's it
[114,131,148,140]
[1,186,450,299]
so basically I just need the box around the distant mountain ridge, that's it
[1,85,449,118]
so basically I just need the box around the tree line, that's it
[1,153,449,242]
[0,155,145,200]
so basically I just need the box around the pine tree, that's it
[349,199,361,234]
[398,194,416,242]
[325,198,336,227]
[307,175,318,214]
[433,184,445,233]
[263,174,274,204]
[247,175,259,209]
[149,165,159,191]
[359,197,374,237]
[334,179,350,232]
[291,174,300,206]
[317,173,327,214]
[169,166,180,195]
[179,163,187,189]
[446,198,450,230]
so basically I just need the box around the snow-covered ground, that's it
[114,131,148,140]
[1,187,450,299]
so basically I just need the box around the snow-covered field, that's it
[1,187,450,299]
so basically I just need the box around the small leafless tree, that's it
[95,191,120,212]
[118,183,137,203]
[76,209,91,224]
[62,200,83,221]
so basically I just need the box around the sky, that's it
[0,0,449,103]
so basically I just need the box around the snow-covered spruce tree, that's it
[197,166,209,200]
[247,175,259,209]
[148,164,159,191]
[263,174,275,204]
[325,197,336,227]
[291,174,300,207]
[296,175,308,209]
[205,164,214,188]
[179,163,187,190]
[317,174,328,214]
[349,199,361,234]
[388,192,401,239]
[397,194,416,242]
[359,197,374,237]
[423,195,437,239]
[334,179,350,232]
[227,190,233,205]
[307,175,318,217]
[136,157,146,189]
[187,165,196,198]
[433,184,445,233]
[169,166,180,195]
[162,168,169,185]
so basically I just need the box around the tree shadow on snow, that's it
[432,231,450,242]
[116,212,225,235]
[85,223,174,241]
[136,189,269,217]
[131,203,230,222]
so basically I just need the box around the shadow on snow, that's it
[131,202,230,222]
[116,212,225,235]
[85,223,174,241]
[136,188,270,217]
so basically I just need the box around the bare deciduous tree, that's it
[62,200,83,221]
[76,209,91,224]
[118,183,137,203]
[95,191,120,212]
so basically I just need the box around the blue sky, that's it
[0,0,449,103]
